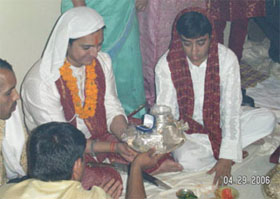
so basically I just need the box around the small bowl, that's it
[176,188,198,199]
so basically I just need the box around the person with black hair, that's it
[0,58,27,185]
[0,59,19,121]
[155,8,276,186]
[0,122,162,199]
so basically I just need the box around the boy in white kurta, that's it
[155,8,276,185]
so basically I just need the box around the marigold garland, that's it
[59,60,98,119]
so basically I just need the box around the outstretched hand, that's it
[207,159,233,186]
[116,143,138,162]
[134,148,163,170]
[100,178,123,199]
[135,0,148,11]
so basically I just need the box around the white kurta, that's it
[2,107,26,180]
[155,44,276,171]
[21,52,126,139]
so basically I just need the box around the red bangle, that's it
[110,142,116,153]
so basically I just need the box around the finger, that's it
[114,186,122,199]
[121,154,134,162]
[118,145,132,157]
[155,153,165,160]
[218,176,224,186]
[102,178,115,192]
[126,147,137,156]
[176,163,184,171]
[147,148,156,156]
[122,144,135,153]
[114,184,123,199]
[127,146,138,155]
[109,180,122,197]
[213,173,219,185]
[100,181,106,189]
[122,149,135,158]
[207,167,215,175]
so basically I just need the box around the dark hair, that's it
[0,58,13,71]
[28,122,86,181]
[69,38,77,46]
[176,11,212,39]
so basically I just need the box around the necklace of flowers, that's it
[59,59,98,119]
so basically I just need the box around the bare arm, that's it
[127,162,145,199]
[85,140,111,154]
[85,138,137,162]
[126,149,161,199]
[71,0,86,7]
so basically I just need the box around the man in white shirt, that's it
[155,8,276,185]
[0,122,162,199]
[0,59,26,185]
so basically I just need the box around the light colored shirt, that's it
[21,52,126,138]
[0,108,27,185]
[155,44,242,163]
[0,120,6,185]
[0,179,111,199]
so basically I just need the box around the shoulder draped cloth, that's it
[167,7,221,159]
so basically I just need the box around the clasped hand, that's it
[116,142,138,162]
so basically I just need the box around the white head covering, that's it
[40,7,104,82]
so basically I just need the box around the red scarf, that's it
[167,7,221,159]
[55,59,125,163]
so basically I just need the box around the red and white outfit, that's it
[155,8,276,171]
[21,7,125,189]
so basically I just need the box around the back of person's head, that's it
[0,58,13,71]
[28,122,86,181]
[176,11,212,39]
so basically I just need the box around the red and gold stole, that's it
[167,7,222,159]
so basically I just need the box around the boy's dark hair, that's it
[176,11,212,38]
[28,122,86,181]
[0,58,13,71]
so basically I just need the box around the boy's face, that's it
[180,34,211,66]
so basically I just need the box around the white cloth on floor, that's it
[240,106,276,148]
[173,106,276,171]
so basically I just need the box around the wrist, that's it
[131,159,143,171]
[90,140,97,157]
[110,142,117,153]
[132,155,144,169]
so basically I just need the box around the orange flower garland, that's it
[59,60,98,119]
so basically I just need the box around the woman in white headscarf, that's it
[21,7,136,190]
[62,0,147,119]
